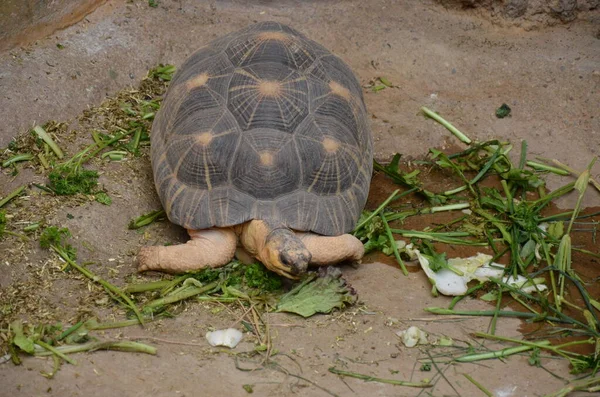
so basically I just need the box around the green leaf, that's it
[128,209,166,229]
[419,241,449,273]
[519,239,536,260]
[480,291,499,302]
[10,321,35,354]
[547,222,564,240]
[276,268,357,317]
[95,192,112,206]
[495,103,512,119]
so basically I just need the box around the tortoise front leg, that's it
[296,232,364,266]
[138,228,237,274]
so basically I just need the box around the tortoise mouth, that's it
[263,228,311,279]
[278,251,310,275]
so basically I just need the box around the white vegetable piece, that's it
[205,328,243,348]
[406,244,548,296]
[396,326,428,347]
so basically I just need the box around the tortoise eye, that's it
[279,252,292,268]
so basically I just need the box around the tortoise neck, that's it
[238,220,287,255]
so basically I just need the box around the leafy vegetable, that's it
[40,226,77,260]
[148,64,175,81]
[95,192,112,206]
[48,168,99,195]
[276,267,357,317]
[244,263,282,291]
[10,320,35,355]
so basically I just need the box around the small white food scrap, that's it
[205,328,243,348]
[396,326,428,347]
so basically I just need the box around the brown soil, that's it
[1,1,599,396]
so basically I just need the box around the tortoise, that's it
[138,22,373,279]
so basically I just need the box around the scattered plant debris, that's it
[495,103,512,118]
[354,107,599,380]
[328,367,432,388]
[6,319,155,373]
[129,209,166,229]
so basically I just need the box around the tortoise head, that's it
[262,228,311,278]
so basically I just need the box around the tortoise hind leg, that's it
[296,232,364,266]
[138,228,237,274]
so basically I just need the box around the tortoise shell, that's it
[151,22,373,236]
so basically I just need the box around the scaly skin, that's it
[138,220,364,278]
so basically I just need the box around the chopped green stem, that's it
[3,230,30,240]
[56,321,84,341]
[160,274,193,295]
[531,182,575,211]
[447,140,503,159]
[541,210,600,222]
[33,126,64,159]
[491,276,599,336]
[144,281,219,309]
[124,279,173,293]
[566,158,596,235]
[462,373,493,396]
[443,185,468,196]
[470,147,501,185]
[474,209,512,245]
[353,189,399,234]
[85,130,135,161]
[32,183,54,193]
[131,127,142,148]
[381,213,408,276]
[328,367,432,387]
[572,247,600,259]
[489,284,503,335]
[526,161,570,175]
[0,185,25,208]
[428,203,471,213]
[475,332,594,356]
[35,340,76,365]
[431,214,469,232]
[455,341,550,362]
[425,307,564,322]
[390,229,487,245]
[23,223,40,232]
[2,153,34,167]
[86,318,153,330]
[35,341,156,356]
[101,150,128,159]
[421,106,472,144]
[129,209,166,229]
[537,156,600,193]
[518,140,528,170]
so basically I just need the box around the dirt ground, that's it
[1,1,599,396]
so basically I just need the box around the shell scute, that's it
[151,22,372,235]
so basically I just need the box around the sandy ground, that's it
[1,1,599,396]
